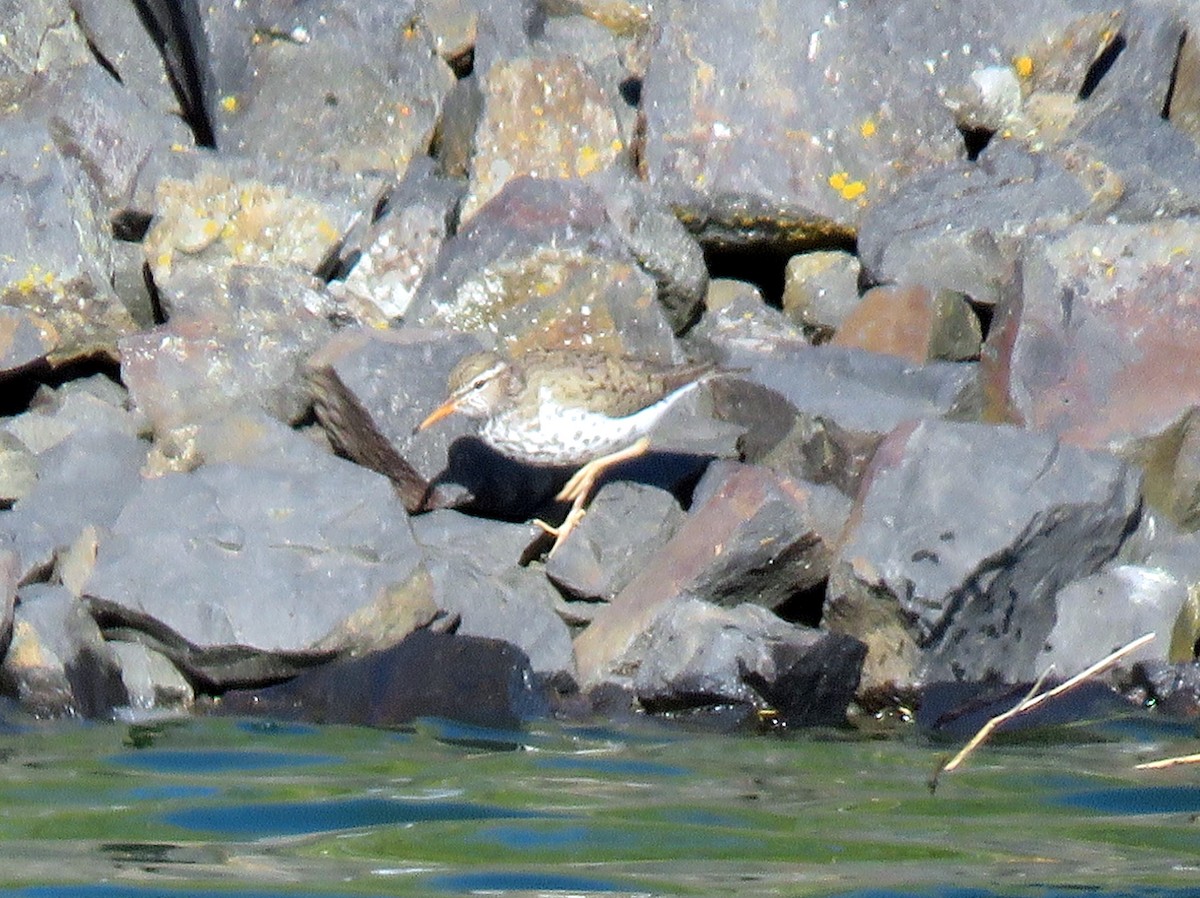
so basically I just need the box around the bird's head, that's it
[417,351,521,430]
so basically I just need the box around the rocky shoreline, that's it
[3,0,1200,731]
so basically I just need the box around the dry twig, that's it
[930,632,1156,791]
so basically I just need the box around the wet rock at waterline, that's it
[826,419,1142,692]
[218,629,550,732]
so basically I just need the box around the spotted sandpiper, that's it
[418,348,726,553]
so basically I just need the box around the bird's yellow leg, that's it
[556,437,651,504]
[533,501,589,556]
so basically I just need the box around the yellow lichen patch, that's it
[1013,56,1034,79]
[829,171,867,202]
[220,94,238,113]
[860,118,877,138]
[13,265,57,295]
[575,144,601,177]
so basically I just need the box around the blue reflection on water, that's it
[166,796,548,838]
[109,749,339,774]
[535,754,690,777]
[428,871,628,892]
[1060,785,1200,815]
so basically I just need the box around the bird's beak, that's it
[417,398,459,432]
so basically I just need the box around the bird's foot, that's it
[533,503,588,556]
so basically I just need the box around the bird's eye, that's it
[472,378,487,390]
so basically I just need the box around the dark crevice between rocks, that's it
[1078,32,1127,100]
[447,46,475,79]
[771,581,826,629]
[111,211,153,243]
[142,262,167,325]
[1163,29,1187,120]
[967,297,994,344]
[959,126,993,161]
[77,12,123,85]
[619,76,642,108]
[0,356,124,418]
[132,0,215,147]
[703,245,798,308]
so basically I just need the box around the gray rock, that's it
[330,159,462,323]
[0,0,91,104]
[857,142,1105,307]
[0,307,57,375]
[460,53,628,222]
[1037,564,1188,678]
[782,251,862,339]
[32,60,195,213]
[574,462,844,688]
[201,0,454,177]
[628,598,864,728]
[83,419,436,687]
[0,113,134,362]
[689,293,808,356]
[714,344,980,494]
[544,481,684,602]
[120,266,334,435]
[599,172,709,333]
[408,176,679,362]
[70,0,186,119]
[1,583,126,719]
[825,419,1142,691]
[2,374,145,457]
[0,427,147,583]
[415,510,576,685]
[0,435,37,506]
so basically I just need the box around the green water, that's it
[0,710,1197,897]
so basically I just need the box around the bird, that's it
[417,348,727,553]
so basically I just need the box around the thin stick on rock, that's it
[931,632,1156,790]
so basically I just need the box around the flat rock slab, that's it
[986,219,1200,456]
[574,462,842,688]
[84,419,434,687]
[826,418,1142,690]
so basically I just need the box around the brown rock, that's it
[832,285,981,364]
[574,463,839,688]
